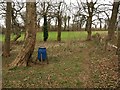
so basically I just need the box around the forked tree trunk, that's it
[12,7,21,42]
[108,1,119,40]
[3,1,12,57]
[10,1,36,68]
[57,2,62,41]
[85,2,94,41]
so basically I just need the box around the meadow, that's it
[2,31,118,88]
[0,31,107,42]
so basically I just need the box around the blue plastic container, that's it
[38,47,47,61]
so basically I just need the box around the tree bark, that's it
[3,1,12,57]
[55,18,58,31]
[108,1,119,40]
[63,15,67,31]
[117,14,120,87]
[86,16,92,40]
[57,15,62,41]
[67,16,70,31]
[48,19,51,31]
[57,2,62,41]
[100,19,102,29]
[43,14,48,41]
[10,1,37,68]
[85,2,94,41]
[117,29,120,88]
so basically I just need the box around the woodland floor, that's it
[2,38,118,88]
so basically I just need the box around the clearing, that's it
[2,36,118,88]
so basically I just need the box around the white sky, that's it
[0,0,116,28]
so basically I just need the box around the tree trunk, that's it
[68,16,70,31]
[100,19,102,29]
[86,16,92,41]
[64,21,67,31]
[79,22,82,30]
[63,16,67,31]
[48,19,51,31]
[55,18,58,31]
[108,1,119,40]
[3,1,12,57]
[10,1,37,68]
[57,15,62,41]
[86,2,94,41]
[117,26,120,88]
[43,14,48,42]
[77,22,79,31]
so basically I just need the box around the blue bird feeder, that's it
[38,47,47,61]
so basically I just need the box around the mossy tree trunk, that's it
[10,1,37,68]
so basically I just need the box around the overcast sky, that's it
[0,0,116,28]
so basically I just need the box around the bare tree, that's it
[108,1,119,40]
[37,1,52,41]
[11,1,25,42]
[42,2,50,41]
[85,0,97,40]
[10,0,37,68]
[3,1,12,57]
[57,2,62,41]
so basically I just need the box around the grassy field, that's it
[0,31,107,42]
[2,31,118,88]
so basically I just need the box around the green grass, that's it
[2,32,117,88]
[0,34,3,41]
[2,40,86,88]
[0,31,107,42]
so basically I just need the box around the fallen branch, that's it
[108,42,118,49]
